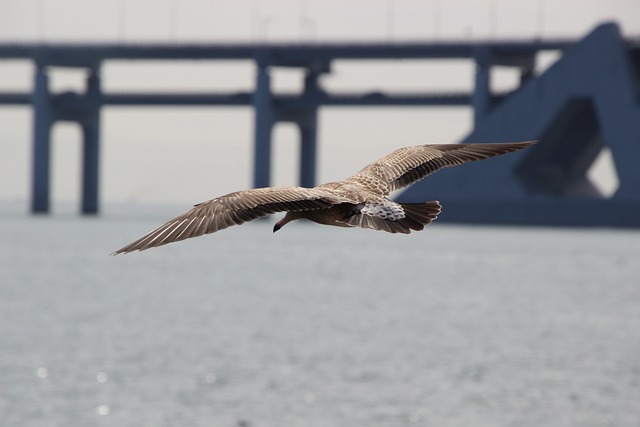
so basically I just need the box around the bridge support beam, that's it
[472,49,492,125]
[81,118,100,214]
[253,64,323,189]
[30,64,102,215]
[80,69,101,214]
[253,64,274,189]
[31,65,52,214]
[298,117,317,188]
[298,70,320,188]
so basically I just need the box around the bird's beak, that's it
[274,214,292,232]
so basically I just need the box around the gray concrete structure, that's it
[398,23,640,227]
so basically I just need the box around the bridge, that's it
[1,22,639,226]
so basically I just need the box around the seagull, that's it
[113,141,534,254]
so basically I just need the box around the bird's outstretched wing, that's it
[112,186,345,254]
[347,141,535,196]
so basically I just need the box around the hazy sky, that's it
[1,0,639,211]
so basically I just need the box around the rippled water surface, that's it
[1,206,639,427]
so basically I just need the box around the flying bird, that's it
[113,141,534,254]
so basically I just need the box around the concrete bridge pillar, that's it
[253,63,274,189]
[252,62,326,190]
[30,64,102,214]
[298,70,320,188]
[473,49,492,126]
[81,68,101,214]
[31,65,53,214]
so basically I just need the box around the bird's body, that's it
[113,141,534,254]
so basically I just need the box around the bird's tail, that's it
[398,201,441,231]
[341,200,441,234]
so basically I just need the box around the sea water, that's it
[1,205,639,427]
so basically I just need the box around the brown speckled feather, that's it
[348,141,535,196]
[113,186,348,254]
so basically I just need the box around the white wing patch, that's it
[360,200,405,221]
